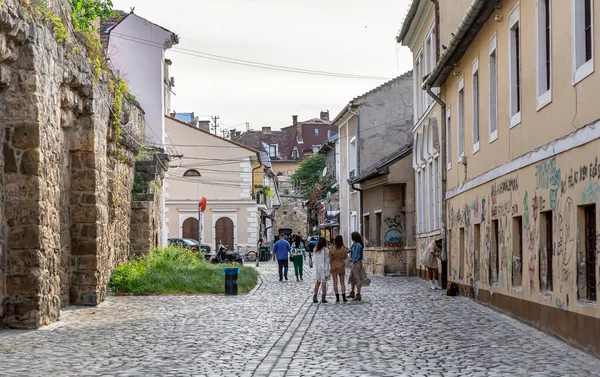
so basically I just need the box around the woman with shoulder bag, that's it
[313,237,330,303]
[329,235,348,302]
[291,235,305,281]
[348,232,371,301]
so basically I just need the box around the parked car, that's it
[167,238,211,260]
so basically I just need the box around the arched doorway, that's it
[215,217,234,248]
[182,217,199,240]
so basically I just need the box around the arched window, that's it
[427,117,439,153]
[183,169,201,177]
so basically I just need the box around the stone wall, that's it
[130,154,168,257]
[274,180,307,239]
[0,0,146,328]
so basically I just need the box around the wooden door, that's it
[182,218,199,241]
[215,217,234,248]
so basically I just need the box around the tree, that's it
[291,153,325,199]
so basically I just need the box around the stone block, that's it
[71,239,97,255]
[6,274,41,295]
[12,123,40,149]
[81,225,97,238]
[76,256,98,270]
[71,205,96,223]
[71,170,96,192]
[81,194,96,204]
[19,148,41,175]
[6,174,40,201]
[69,130,94,151]
[7,249,42,274]
[8,226,40,249]
[16,201,41,226]
[71,271,98,286]
[80,152,96,169]
[3,143,17,173]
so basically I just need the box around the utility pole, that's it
[211,116,220,135]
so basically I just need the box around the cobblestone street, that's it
[1,262,600,376]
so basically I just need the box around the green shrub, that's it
[110,246,258,295]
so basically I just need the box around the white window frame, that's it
[428,160,435,231]
[457,77,465,159]
[314,128,319,135]
[433,155,440,230]
[416,169,422,233]
[349,137,357,174]
[424,24,436,109]
[572,0,595,85]
[488,33,499,143]
[508,4,522,128]
[446,107,452,170]
[472,57,480,154]
[536,0,553,110]
[414,49,424,121]
[269,144,278,158]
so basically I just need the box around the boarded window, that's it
[578,205,597,302]
[474,224,481,281]
[513,216,523,287]
[540,211,553,292]
[491,219,499,284]
[459,228,465,280]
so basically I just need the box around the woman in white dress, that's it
[312,237,330,303]
[421,238,442,290]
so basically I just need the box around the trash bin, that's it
[259,246,270,261]
[223,267,240,295]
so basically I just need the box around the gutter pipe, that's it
[425,85,448,288]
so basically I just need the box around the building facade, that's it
[334,73,416,274]
[401,0,600,355]
[165,116,262,251]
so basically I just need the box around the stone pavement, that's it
[1,261,600,376]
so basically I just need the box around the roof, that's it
[100,10,178,51]
[331,71,413,126]
[424,0,497,88]
[396,0,421,44]
[230,129,290,161]
[165,116,259,154]
[350,146,413,184]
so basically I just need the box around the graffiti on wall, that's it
[384,216,403,229]
[383,216,405,248]
[555,197,576,285]
[581,178,600,204]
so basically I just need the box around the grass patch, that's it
[109,246,259,295]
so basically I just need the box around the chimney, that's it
[229,129,236,139]
[295,115,303,144]
[262,126,272,134]
[320,110,329,121]
[198,120,211,132]
[236,131,241,137]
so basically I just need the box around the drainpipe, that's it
[425,84,448,288]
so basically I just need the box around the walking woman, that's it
[348,232,371,301]
[422,238,442,290]
[329,235,348,302]
[291,235,305,281]
[313,237,330,303]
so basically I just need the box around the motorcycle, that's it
[211,242,244,266]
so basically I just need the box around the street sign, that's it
[199,196,207,212]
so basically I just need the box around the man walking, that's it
[273,233,291,281]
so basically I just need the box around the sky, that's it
[111,0,414,131]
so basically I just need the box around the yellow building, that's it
[400,0,600,355]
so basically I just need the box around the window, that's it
[459,228,465,280]
[429,161,435,231]
[491,219,499,284]
[509,5,521,128]
[578,205,597,301]
[540,210,553,292]
[349,137,357,176]
[513,216,523,287]
[488,34,498,142]
[472,57,480,153]
[424,25,435,109]
[183,169,201,177]
[573,0,595,84]
[314,128,319,135]
[421,169,427,232]
[363,214,370,242]
[536,0,552,109]
[417,170,422,233]
[433,157,440,229]
[414,52,423,120]
[474,224,481,281]
[269,144,277,158]
[312,145,320,153]
[446,108,452,170]
[457,77,465,158]
[350,212,357,233]
[292,147,299,160]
